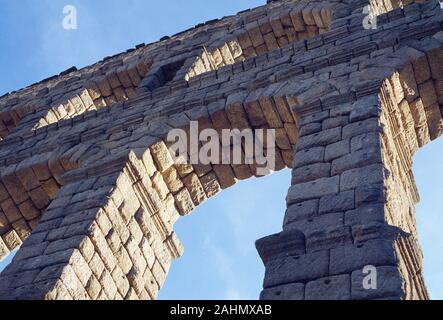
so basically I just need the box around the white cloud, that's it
[225,289,245,300]
[203,235,250,300]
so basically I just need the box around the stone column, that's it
[0,152,182,300]
[257,93,429,300]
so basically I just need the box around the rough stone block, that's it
[342,118,380,139]
[162,166,184,194]
[305,275,351,300]
[244,94,268,127]
[260,283,304,300]
[399,64,419,103]
[182,173,207,206]
[418,80,438,107]
[350,97,380,122]
[256,229,305,264]
[306,225,353,252]
[0,212,10,234]
[28,187,51,210]
[355,183,385,206]
[1,199,22,224]
[287,176,339,204]
[174,188,195,216]
[0,237,10,260]
[330,239,398,275]
[85,275,101,300]
[351,223,403,244]
[291,162,331,184]
[340,164,384,191]
[294,147,324,168]
[299,123,322,137]
[322,116,348,130]
[325,139,350,162]
[319,190,355,214]
[2,170,29,204]
[212,165,237,189]
[351,266,404,300]
[114,246,132,275]
[150,141,174,173]
[412,55,431,84]
[99,269,118,299]
[331,148,382,175]
[427,47,443,80]
[263,250,329,288]
[200,172,221,198]
[258,96,283,129]
[284,199,319,226]
[345,203,385,226]
[226,93,250,130]
[296,127,342,150]
[285,212,345,235]
[350,132,380,152]
[152,172,169,200]
[0,0,439,301]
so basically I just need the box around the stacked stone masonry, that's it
[0,0,442,299]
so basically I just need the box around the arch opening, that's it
[158,169,290,300]
[413,138,443,300]
[376,40,443,299]
[0,249,18,274]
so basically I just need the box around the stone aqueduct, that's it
[0,0,442,300]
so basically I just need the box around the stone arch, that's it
[0,134,122,265]
[375,41,443,299]
[256,32,442,301]
[186,1,335,80]
[0,41,157,142]
[0,85,302,299]
[0,59,153,142]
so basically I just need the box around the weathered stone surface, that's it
[263,250,329,288]
[330,239,398,275]
[342,118,380,140]
[284,199,319,226]
[174,188,195,216]
[319,191,354,214]
[212,165,237,189]
[256,229,305,264]
[331,148,382,175]
[287,208,343,231]
[200,172,221,198]
[299,123,322,137]
[350,97,380,122]
[340,164,384,191]
[150,142,174,173]
[344,204,386,226]
[162,166,184,194]
[305,275,351,300]
[260,283,304,300]
[294,147,324,168]
[296,127,342,150]
[292,162,331,184]
[351,266,404,300]
[182,173,207,206]
[355,184,385,207]
[287,176,339,204]
[325,139,350,161]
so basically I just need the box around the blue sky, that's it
[0,0,442,300]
